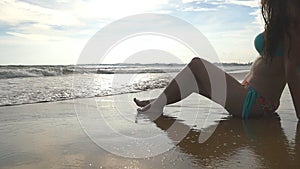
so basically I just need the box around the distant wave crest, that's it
[0,66,71,79]
[0,65,183,79]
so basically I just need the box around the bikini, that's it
[241,32,282,119]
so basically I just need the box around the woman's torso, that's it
[244,57,286,103]
[243,33,286,103]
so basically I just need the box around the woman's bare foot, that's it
[137,103,163,121]
[137,102,164,115]
[134,98,164,121]
[134,98,155,107]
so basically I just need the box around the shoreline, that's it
[0,71,248,107]
[0,86,299,168]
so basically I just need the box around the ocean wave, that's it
[0,64,250,79]
[0,64,250,106]
[0,73,173,106]
[0,66,67,79]
[0,65,183,79]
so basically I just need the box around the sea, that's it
[0,63,250,106]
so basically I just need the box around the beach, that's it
[2,0,298,168]
[0,64,299,169]
[0,85,299,169]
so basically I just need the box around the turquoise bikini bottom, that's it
[242,81,279,119]
[242,86,260,119]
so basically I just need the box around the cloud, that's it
[178,0,259,14]
[71,0,169,20]
[0,0,81,26]
[181,0,196,3]
[181,7,218,12]
[225,0,259,8]
[176,0,262,63]
[250,8,264,27]
[0,0,170,41]
[1,0,169,25]
[0,0,264,64]
[181,0,260,8]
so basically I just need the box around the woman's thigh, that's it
[188,57,263,118]
[224,74,263,117]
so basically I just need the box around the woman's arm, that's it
[285,59,300,119]
[285,29,300,119]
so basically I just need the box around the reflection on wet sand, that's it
[295,123,300,168]
[151,113,300,168]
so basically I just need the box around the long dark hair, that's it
[261,0,300,59]
[261,0,287,59]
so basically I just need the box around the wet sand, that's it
[0,80,299,168]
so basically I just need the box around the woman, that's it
[134,0,300,119]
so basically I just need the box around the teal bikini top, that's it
[254,32,285,57]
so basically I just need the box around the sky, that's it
[0,0,265,65]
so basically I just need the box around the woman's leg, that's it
[136,57,263,117]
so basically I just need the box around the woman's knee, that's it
[188,57,203,70]
[187,57,212,96]
[188,57,205,73]
[189,57,202,64]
